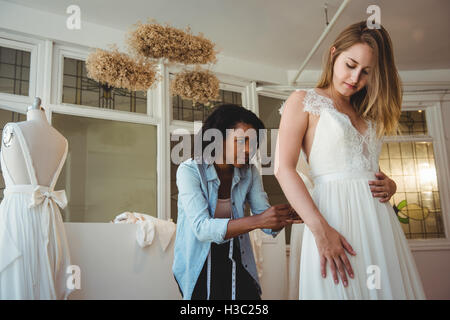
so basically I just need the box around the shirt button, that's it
[245,264,248,268]
[241,250,244,254]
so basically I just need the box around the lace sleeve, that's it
[278,89,309,115]
[302,89,323,116]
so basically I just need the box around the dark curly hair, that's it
[194,104,266,162]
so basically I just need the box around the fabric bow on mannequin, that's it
[29,186,68,210]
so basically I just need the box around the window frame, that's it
[391,97,450,251]
[168,70,252,133]
[0,30,42,110]
[51,44,158,125]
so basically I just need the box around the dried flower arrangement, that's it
[170,67,220,106]
[86,47,158,92]
[86,19,220,105]
[127,22,218,65]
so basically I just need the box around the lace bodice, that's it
[279,88,382,180]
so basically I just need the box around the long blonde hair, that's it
[316,21,402,138]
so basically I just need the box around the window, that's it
[171,78,243,122]
[169,86,247,222]
[0,46,30,96]
[62,57,147,114]
[380,110,445,239]
[52,113,158,222]
[170,134,193,223]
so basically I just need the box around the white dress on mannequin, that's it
[0,122,73,299]
[280,88,426,299]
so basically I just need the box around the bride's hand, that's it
[369,171,397,203]
[313,225,356,287]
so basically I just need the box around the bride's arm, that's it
[274,90,356,286]
[274,91,326,234]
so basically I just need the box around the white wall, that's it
[65,223,181,299]
[413,250,450,299]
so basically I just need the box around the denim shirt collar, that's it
[204,163,246,184]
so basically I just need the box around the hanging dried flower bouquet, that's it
[171,67,220,106]
[127,22,218,65]
[127,21,221,106]
[86,48,158,92]
[86,19,220,106]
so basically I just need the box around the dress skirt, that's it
[299,172,426,299]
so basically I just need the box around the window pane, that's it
[0,46,31,96]
[0,108,26,200]
[62,57,147,114]
[52,113,157,222]
[398,110,427,135]
[380,141,445,239]
[170,134,194,223]
[172,83,242,122]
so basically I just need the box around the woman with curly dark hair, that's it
[172,104,302,300]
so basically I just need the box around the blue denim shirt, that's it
[172,158,279,300]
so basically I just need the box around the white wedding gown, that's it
[282,88,426,299]
[0,122,73,299]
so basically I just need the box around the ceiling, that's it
[4,0,450,71]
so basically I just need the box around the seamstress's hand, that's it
[368,171,397,203]
[287,205,303,223]
[271,204,304,232]
[257,204,302,231]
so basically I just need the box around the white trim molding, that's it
[155,61,171,221]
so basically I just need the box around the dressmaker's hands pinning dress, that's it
[281,89,426,299]
[0,123,73,299]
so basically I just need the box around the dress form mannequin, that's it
[0,97,73,300]
[3,98,67,186]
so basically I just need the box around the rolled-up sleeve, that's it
[176,163,230,244]
[246,165,279,238]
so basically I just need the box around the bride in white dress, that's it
[275,21,425,299]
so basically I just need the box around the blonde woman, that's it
[276,21,425,299]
